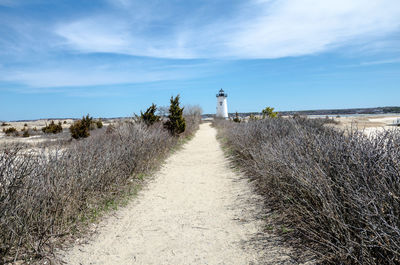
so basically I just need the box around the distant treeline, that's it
[279,106,400,116]
[203,106,400,118]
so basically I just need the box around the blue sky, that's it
[1,0,400,120]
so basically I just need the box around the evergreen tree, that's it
[233,112,241,123]
[42,120,63,134]
[140,103,160,126]
[164,95,186,135]
[81,114,93,129]
[69,114,92,139]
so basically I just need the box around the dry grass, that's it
[0,109,201,263]
[214,117,400,264]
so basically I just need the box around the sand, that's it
[333,114,400,128]
[59,123,294,265]
[0,119,115,146]
[0,119,73,146]
[321,114,400,137]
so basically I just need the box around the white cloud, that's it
[0,60,220,88]
[54,0,400,59]
[2,0,400,90]
[55,16,198,58]
[343,57,400,67]
[1,69,174,87]
[227,0,400,58]
[56,18,131,54]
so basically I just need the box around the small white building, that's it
[216,89,228,119]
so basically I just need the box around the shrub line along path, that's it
[61,123,293,264]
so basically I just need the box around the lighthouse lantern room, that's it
[216,89,228,119]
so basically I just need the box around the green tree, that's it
[140,103,160,126]
[262,107,278,118]
[233,112,241,123]
[69,114,92,139]
[164,95,186,135]
[42,120,63,134]
[82,114,93,129]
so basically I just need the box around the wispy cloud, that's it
[0,0,15,6]
[228,0,400,58]
[342,57,400,68]
[0,59,222,88]
[54,0,400,59]
[55,18,131,54]
[55,18,197,59]
[1,0,400,91]
[360,58,400,66]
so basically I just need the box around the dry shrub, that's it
[0,121,177,263]
[2,127,18,136]
[22,130,30,138]
[96,120,103,129]
[215,117,400,264]
[183,105,202,136]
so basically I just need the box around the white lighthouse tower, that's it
[216,89,228,119]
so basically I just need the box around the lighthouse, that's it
[216,89,228,119]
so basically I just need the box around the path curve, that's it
[61,123,290,264]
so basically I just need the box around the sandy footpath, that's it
[60,123,293,265]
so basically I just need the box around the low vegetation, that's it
[0,97,202,263]
[183,104,202,135]
[42,120,63,134]
[214,116,400,264]
[96,119,103,129]
[22,129,30,138]
[261,106,277,118]
[232,112,241,123]
[0,122,176,263]
[2,127,18,136]
[69,115,93,139]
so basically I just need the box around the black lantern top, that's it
[216,89,228,98]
